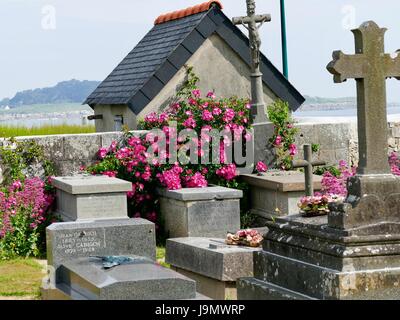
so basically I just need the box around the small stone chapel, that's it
[85,1,304,132]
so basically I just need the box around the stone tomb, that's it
[42,175,205,300]
[55,257,197,300]
[158,186,242,238]
[166,237,261,300]
[52,175,132,221]
[241,171,322,218]
[238,21,400,300]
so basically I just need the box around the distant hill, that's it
[303,95,355,105]
[0,80,100,108]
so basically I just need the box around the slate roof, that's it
[85,2,305,113]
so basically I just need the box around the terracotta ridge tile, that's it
[154,1,223,25]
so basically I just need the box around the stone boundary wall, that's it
[1,121,399,176]
[296,121,400,166]
[1,131,146,176]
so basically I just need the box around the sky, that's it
[1,0,400,102]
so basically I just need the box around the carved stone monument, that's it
[237,21,400,300]
[42,175,206,300]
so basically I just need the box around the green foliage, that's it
[0,124,95,138]
[176,65,200,99]
[240,211,258,229]
[314,165,341,177]
[0,210,41,259]
[267,100,299,170]
[311,143,320,153]
[0,139,55,185]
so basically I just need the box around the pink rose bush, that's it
[0,177,55,258]
[86,89,253,236]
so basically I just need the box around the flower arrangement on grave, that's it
[298,193,344,217]
[225,229,263,247]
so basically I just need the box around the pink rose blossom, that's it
[202,110,214,121]
[192,89,201,98]
[274,135,282,146]
[98,147,108,159]
[289,144,297,156]
[256,161,268,173]
[206,91,216,99]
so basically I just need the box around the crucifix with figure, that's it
[232,0,271,124]
[327,21,400,176]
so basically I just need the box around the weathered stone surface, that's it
[63,134,102,161]
[241,33,400,295]
[252,122,275,166]
[241,171,322,217]
[52,175,131,195]
[166,238,261,281]
[327,21,400,175]
[6,131,145,177]
[237,278,314,300]
[159,187,242,238]
[236,214,400,300]
[292,144,326,196]
[158,186,243,201]
[52,175,131,221]
[241,171,322,192]
[46,218,156,270]
[172,267,237,300]
[55,257,197,300]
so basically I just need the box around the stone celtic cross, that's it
[327,21,400,175]
[232,0,271,124]
[292,144,325,196]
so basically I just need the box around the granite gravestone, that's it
[238,21,400,300]
[52,175,132,221]
[241,170,323,219]
[166,238,261,300]
[158,186,242,238]
[42,175,204,300]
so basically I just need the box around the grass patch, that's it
[156,247,170,269]
[0,258,44,299]
[0,124,95,137]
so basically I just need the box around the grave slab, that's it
[158,187,242,238]
[241,171,322,218]
[52,257,198,300]
[166,238,261,300]
[46,218,156,271]
[52,175,132,221]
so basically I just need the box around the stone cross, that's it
[327,21,400,175]
[232,0,271,124]
[292,144,325,196]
